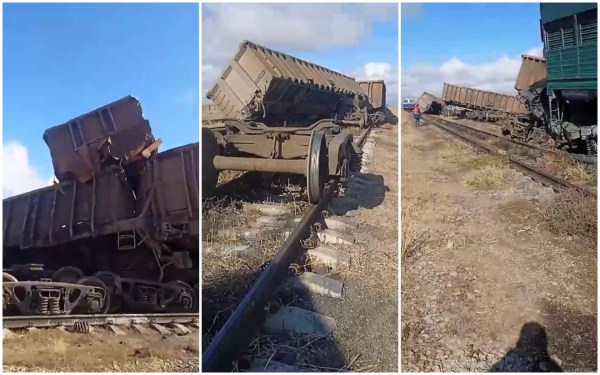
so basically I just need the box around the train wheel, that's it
[167,281,198,312]
[306,131,328,204]
[94,272,122,313]
[202,128,220,198]
[3,272,17,283]
[52,266,83,284]
[76,277,111,314]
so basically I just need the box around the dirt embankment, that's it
[401,111,597,372]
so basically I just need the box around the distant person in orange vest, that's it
[413,104,421,127]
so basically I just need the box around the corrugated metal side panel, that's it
[202,104,225,122]
[138,143,199,235]
[442,83,527,114]
[515,55,547,91]
[3,173,135,250]
[458,87,467,104]
[43,96,155,182]
[207,41,367,121]
[357,80,386,108]
[44,96,146,157]
[416,92,435,110]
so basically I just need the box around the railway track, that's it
[3,313,199,329]
[423,115,596,197]
[202,125,376,372]
[429,115,597,165]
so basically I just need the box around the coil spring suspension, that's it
[148,290,158,306]
[73,321,90,334]
[32,296,49,314]
[49,297,61,315]
[139,291,149,303]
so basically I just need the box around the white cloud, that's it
[401,3,422,17]
[3,141,51,198]
[202,3,398,107]
[351,62,399,105]
[202,3,395,65]
[401,46,544,100]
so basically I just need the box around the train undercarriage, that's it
[3,247,199,316]
[202,116,376,204]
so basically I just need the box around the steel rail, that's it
[356,124,374,148]
[202,180,337,372]
[428,118,596,197]
[426,115,597,165]
[3,313,199,329]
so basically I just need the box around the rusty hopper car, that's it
[202,104,226,127]
[515,55,547,91]
[3,144,199,316]
[204,41,387,203]
[358,80,386,108]
[442,83,527,115]
[3,171,135,251]
[43,96,158,183]
[416,92,445,114]
[207,40,385,127]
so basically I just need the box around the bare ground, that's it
[201,123,399,372]
[306,124,399,372]
[3,326,199,372]
[400,111,597,372]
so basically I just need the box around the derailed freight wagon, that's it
[416,92,445,114]
[442,83,527,117]
[43,96,159,183]
[3,98,198,317]
[204,41,388,203]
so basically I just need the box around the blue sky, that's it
[402,3,541,67]
[401,3,544,99]
[3,3,199,196]
[202,3,398,105]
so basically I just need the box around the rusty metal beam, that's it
[213,156,306,175]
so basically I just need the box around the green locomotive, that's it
[525,3,597,156]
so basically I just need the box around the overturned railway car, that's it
[43,96,158,183]
[442,83,527,116]
[416,92,445,114]
[204,41,388,203]
[3,98,199,317]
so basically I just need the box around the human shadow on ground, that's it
[489,322,562,372]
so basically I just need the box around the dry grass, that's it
[465,165,511,190]
[3,328,197,372]
[539,153,597,186]
[459,154,510,191]
[216,170,244,185]
[543,188,597,244]
[202,195,309,349]
[436,142,469,164]
[495,199,542,226]
[401,200,429,266]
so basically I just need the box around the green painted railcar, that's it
[541,3,597,90]
[538,3,598,155]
